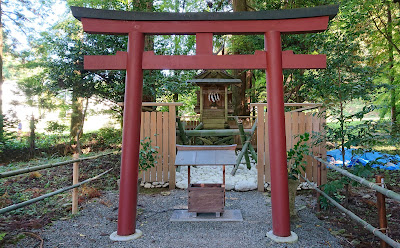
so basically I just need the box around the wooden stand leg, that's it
[216,212,221,218]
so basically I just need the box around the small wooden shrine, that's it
[188,70,241,129]
[175,144,238,218]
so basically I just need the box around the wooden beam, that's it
[85,50,326,70]
[80,16,330,35]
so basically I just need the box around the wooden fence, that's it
[139,103,182,189]
[140,102,326,191]
[252,103,327,191]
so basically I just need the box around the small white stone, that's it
[152,182,159,186]
[362,194,372,199]
[144,183,152,189]
[225,182,234,191]
[162,183,169,188]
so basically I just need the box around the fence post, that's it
[316,160,322,212]
[72,152,79,214]
[376,175,388,248]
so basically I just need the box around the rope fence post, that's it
[376,175,388,248]
[72,152,80,214]
[316,160,322,212]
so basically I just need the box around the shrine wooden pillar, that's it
[265,31,290,237]
[117,31,145,236]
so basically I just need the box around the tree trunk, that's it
[29,115,35,158]
[232,0,251,116]
[70,89,84,141]
[142,0,156,103]
[387,2,397,135]
[0,0,4,141]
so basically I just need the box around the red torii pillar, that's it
[71,4,338,243]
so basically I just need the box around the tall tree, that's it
[0,0,53,141]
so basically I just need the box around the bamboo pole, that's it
[0,151,120,179]
[179,129,252,136]
[176,117,189,145]
[237,119,251,169]
[231,120,258,176]
[301,175,400,248]
[0,169,113,215]
[194,122,204,130]
[313,156,400,203]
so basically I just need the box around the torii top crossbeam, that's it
[72,5,338,70]
[71,4,338,242]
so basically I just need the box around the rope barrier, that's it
[313,155,400,203]
[0,151,120,179]
[0,168,113,215]
[301,175,400,248]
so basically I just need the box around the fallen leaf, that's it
[79,234,86,237]
[161,191,171,196]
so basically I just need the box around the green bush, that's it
[139,137,159,172]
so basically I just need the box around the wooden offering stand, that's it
[175,145,237,217]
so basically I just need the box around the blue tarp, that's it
[327,149,400,170]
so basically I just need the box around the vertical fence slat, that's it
[156,112,163,182]
[150,112,157,182]
[264,111,270,184]
[312,113,321,183]
[320,107,327,185]
[144,112,151,182]
[139,112,145,180]
[162,113,169,183]
[257,107,265,191]
[305,113,314,182]
[168,106,176,189]
[298,112,307,182]
[285,112,292,152]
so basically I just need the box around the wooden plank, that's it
[150,112,157,182]
[305,113,315,182]
[162,113,169,183]
[298,112,307,182]
[144,111,151,182]
[169,105,176,189]
[264,113,270,183]
[156,112,163,182]
[320,108,327,185]
[139,112,145,180]
[250,103,323,107]
[176,145,236,151]
[142,102,184,106]
[303,113,313,181]
[312,114,321,183]
[285,112,292,151]
[256,107,265,191]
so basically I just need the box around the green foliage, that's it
[0,232,6,241]
[45,121,68,134]
[139,137,159,172]
[287,132,310,180]
[85,127,122,147]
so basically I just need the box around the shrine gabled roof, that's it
[187,70,241,85]
[71,5,338,22]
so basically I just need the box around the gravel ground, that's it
[14,190,343,248]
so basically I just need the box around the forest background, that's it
[0,0,399,160]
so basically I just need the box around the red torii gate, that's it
[71,5,338,242]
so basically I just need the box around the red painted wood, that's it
[81,16,329,35]
[196,33,213,55]
[85,50,326,70]
[84,51,127,70]
[265,31,291,237]
[117,31,144,236]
